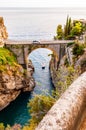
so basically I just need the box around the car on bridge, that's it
[32,40,40,44]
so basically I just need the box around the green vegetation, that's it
[22,94,55,130]
[52,65,80,97]
[0,17,86,130]
[21,40,85,130]
[0,47,16,65]
[70,21,83,36]
[54,16,85,40]
[0,45,85,129]
[0,47,24,77]
[28,94,55,123]
[22,65,79,130]
[54,24,63,40]
[72,43,84,57]
[64,16,72,39]
[0,94,55,130]
[22,64,80,130]
[64,57,69,67]
[0,123,5,130]
[0,63,78,130]
[67,42,75,47]
[0,47,18,72]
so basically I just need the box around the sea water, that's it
[0,7,86,126]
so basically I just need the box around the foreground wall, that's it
[36,72,86,130]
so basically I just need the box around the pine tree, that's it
[64,16,72,39]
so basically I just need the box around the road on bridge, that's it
[5,40,74,45]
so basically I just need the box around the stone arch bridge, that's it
[5,40,73,69]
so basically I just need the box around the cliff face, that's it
[0,17,8,44]
[0,60,35,111]
[49,45,86,96]
[0,17,35,110]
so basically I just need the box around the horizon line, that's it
[0,7,86,9]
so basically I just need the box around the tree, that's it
[28,94,55,124]
[56,25,63,39]
[71,22,83,36]
[72,43,84,57]
[22,94,55,130]
[64,16,72,39]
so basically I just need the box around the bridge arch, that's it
[28,45,58,58]
[24,45,59,70]
[27,47,57,66]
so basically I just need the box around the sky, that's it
[0,0,86,7]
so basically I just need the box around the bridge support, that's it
[5,44,28,69]
[57,44,66,69]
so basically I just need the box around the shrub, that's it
[64,35,76,40]
[20,94,56,130]
[57,35,63,40]
[0,47,19,72]
[70,21,83,36]
[64,57,69,66]
[0,123,5,130]
[72,43,84,57]
[0,47,17,65]
[67,42,75,47]
[54,24,63,40]
[28,94,55,124]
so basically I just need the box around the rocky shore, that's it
[0,60,35,111]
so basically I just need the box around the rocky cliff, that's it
[0,17,35,110]
[49,43,86,95]
[0,17,8,44]
[0,52,35,111]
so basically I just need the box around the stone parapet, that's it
[36,72,86,130]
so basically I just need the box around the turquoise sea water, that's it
[0,48,53,126]
[0,7,86,126]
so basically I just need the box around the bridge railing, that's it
[5,40,74,45]
[36,72,86,130]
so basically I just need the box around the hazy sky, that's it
[0,0,85,7]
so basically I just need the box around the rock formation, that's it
[0,17,8,45]
[0,17,35,110]
[0,60,35,111]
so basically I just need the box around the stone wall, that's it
[36,72,86,130]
